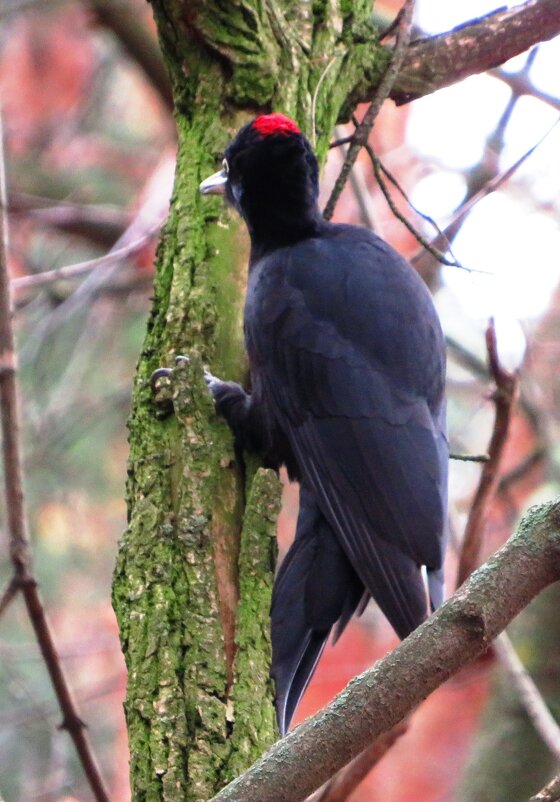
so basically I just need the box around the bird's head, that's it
[200,113,321,252]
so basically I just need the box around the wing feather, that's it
[246,227,448,637]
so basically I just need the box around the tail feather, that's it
[271,487,363,735]
[428,566,445,611]
[273,631,329,737]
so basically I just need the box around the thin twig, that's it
[11,218,162,291]
[333,127,378,231]
[365,143,474,271]
[494,632,560,761]
[452,319,560,764]
[376,154,457,253]
[530,773,560,802]
[323,0,416,220]
[491,67,560,114]
[0,113,111,802]
[498,448,546,494]
[450,453,489,463]
[328,135,354,149]
[456,319,518,588]
[411,113,560,277]
[0,576,19,619]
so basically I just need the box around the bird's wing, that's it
[247,236,447,635]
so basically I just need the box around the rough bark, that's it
[112,2,560,801]
[390,0,560,104]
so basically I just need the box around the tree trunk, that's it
[111,2,386,800]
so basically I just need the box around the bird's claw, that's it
[204,367,223,397]
[150,367,173,393]
[150,356,189,418]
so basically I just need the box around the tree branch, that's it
[389,0,560,105]
[307,721,409,802]
[88,0,173,110]
[323,0,415,220]
[531,773,560,802]
[0,114,111,802]
[494,632,560,761]
[456,319,518,588]
[209,500,560,802]
[451,319,560,768]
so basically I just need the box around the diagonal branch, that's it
[452,321,560,764]
[208,499,560,802]
[390,0,560,105]
[0,576,19,619]
[88,0,173,110]
[531,773,560,802]
[0,115,110,802]
[323,0,416,220]
[494,632,560,761]
[307,721,409,802]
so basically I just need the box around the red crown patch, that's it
[252,113,301,136]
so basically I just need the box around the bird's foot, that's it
[149,355,191,419]
[203,367,225,399]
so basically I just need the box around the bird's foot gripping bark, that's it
[149,355,199,419]
[203,370,250,425]
[203,367,225,398]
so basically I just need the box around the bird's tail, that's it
[427,566,445,611]
[271,487,363,735]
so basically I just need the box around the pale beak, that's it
[199,168,228,195]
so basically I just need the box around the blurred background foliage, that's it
[1,1,560,801]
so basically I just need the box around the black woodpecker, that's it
[200,113,448,736]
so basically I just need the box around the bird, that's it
[199,112,448,736]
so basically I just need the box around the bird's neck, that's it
[245,197,323,263]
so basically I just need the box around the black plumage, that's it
[200,113,448,736]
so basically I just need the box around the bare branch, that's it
[323,0,416,220]
[411,112,560,285]
[450,453,489,463]
[498,449,546,494]
[530,773,560,802]
[456,319,518,588]
[364,143,469,271]
[11,217,163,292]
[9,193,130,247]
[88,0,173,110]
[490,67,560,114]
[308,721,409,802]
[494,632,560,761]
[390,0,560,105]
[450,320,560,762]
[209,499,560,802]
[0,576,19,619]
[0,114,111,802]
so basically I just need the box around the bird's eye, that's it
[222,158,229,175]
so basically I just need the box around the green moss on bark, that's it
[225,468,282,779]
